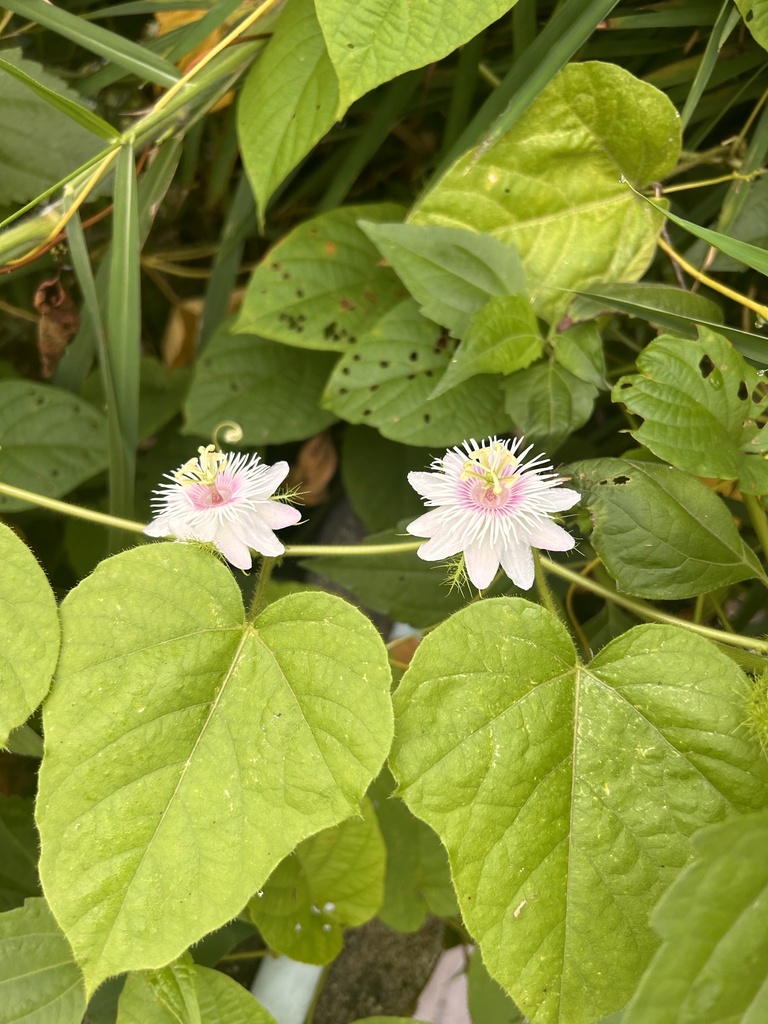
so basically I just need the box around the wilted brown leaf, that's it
[34,277,79,378]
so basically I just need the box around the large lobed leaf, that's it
[613,328,768,494]
[389,599,768,1024]
[623,810,768,1024]
[248,798,385,964]
[413,62,681,322]
[0,523,60,747]
[36,544,393,993]
[0,897,86,1024]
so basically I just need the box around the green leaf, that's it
[552,321,606,389]
[184,322,338,445]
[613,328,768,494]
[235,204,407,351]
[341,428,431,533]
[371,771,457,933]
[249,798,385,964]
[737,1,768,49]
[569,458,767,597]
[0,797,40,912]
[303,528,515,630]
[146,954,201,1024]
[238,0,339,221]
[3,0,181,87]
[315,0,516,114]
[359,222,527,339]
[0,50,105,204]
[322,299,511,446]
[413,62,681,321]
[0,523,60,747]
[467,949,525,1024]
[503,361,597,450]
[389,600,768,1024]
[5,723,44,758]
[432,294,543,397]
[82,357,192,443]
[36,544,393,993]
[117,961,278,1024]
[623,810,768,1024]
[0,897,86,1024]
[691,174,768,271]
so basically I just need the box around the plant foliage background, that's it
[1,1,768,1022]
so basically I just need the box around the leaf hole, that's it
[423,413,431,424]
[424,369,434,378]
[611,475,630,485]
[408,352,419,362]
[699,353,716,378]
[379,361,390,368]
[351,353,361,362]
[363,408,372,416]
[737,380,749,401]
[341,367,350,376]
[369,384,379,392]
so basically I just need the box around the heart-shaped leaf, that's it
[390,599,768,1024]
[37,544,393,993]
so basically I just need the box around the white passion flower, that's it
[406,436,580,591]
[145,445,301,570]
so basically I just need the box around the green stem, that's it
[0,481,146,533]
[540,557,768,655]
[248,557,275,621]
[744,493,768,563]
[284,541,421,557]
[534,551,559,620]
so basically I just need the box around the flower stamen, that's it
[460,441,519,495]
[174,444,229,487]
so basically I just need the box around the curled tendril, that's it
[213,421,244,447]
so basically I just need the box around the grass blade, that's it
[0,56,118,140]
[165,0,244,64]
[66,209,125,527]
[199,174,255,351]
[679,1,741,128]
[4,0,181,87]
[646,193,768,275]
[107,144,141,531]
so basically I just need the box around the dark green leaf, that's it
[503,361,597,450]
[570,458,767,597]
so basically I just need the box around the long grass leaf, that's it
[56,138,181,393]
[107,144,141,528]
[0,57,118,140]
[574,287,768,363]
[3,0,181,87]
[199,174,255,350]
[679,2,741,128]
[645,193,768,275]
[66,210,125,524]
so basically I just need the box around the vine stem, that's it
[3,478,767,655]
[657,235,768,321]
[540,557,768,655]
[744,493,768,563]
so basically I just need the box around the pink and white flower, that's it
[406,436,580,591]
[145,445,301,570]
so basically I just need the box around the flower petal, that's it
[464,542,501,590]
[213,524,253,570]
[406,508,450,539]
[526,519,576,552]
[500,540,535,590]
[416,529,466,561]
[535,486,581,513]
[257,500,302,530]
